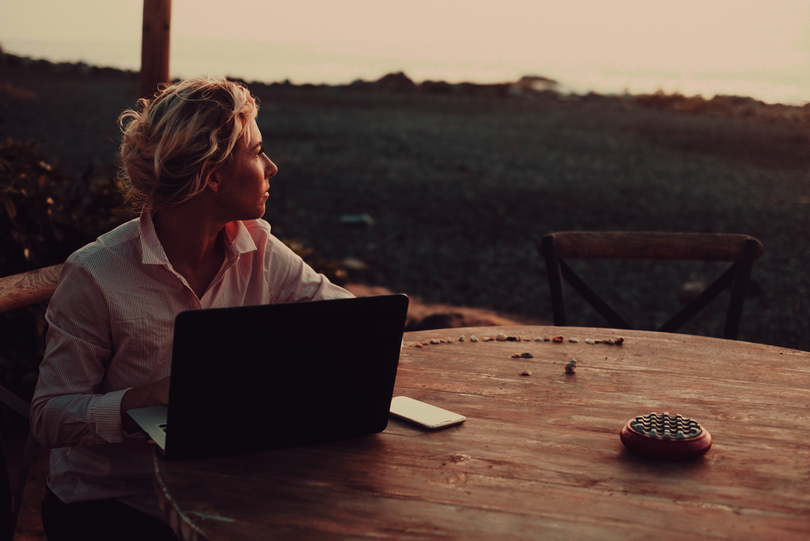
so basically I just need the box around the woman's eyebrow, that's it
[250,141,263,151]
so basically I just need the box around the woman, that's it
[31,76,352,540]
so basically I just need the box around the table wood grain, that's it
[154,326,810,540]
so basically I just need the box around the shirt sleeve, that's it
[30,257,130,448]
[264,235,354,304]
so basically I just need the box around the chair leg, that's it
[11,432,39,540]
[0,430,11,541]
[723,238,759,340]
[542,236,567,326]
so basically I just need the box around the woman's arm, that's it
[265,234,355,304]
[31,257,168,447]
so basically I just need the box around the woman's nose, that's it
[265,157,278,179]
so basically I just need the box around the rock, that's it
[420,80,453,94]
[375,72,417,93]
[509,75,559,96]
[339,214,375,227]
[341,257,368,271]
[405,313,466,331]
[565,360,577,373]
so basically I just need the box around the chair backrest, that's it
[538,231,763,340]
[0,265,63,315]
[0,264,62,540]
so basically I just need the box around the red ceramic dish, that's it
[620,413,712,460]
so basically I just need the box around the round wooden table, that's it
[154,326,810,540]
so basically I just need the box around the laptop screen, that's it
[150,294,409,459]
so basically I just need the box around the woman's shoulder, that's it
[67,218,142,269]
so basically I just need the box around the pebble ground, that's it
[1,64,808,351]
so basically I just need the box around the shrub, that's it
[0,137,134,275]
[0,137,134,402]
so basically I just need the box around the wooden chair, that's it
[538,232,763,340]
[0,264,62,540]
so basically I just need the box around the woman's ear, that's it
[203,163,223,194]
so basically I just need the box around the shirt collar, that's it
[140,211,258,266]
[222,220,258,264]
[139,210,168,265]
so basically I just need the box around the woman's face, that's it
[212,118,278,221]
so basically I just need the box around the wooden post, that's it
[140,0,172,100]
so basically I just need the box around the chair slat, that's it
[545,232,763,262]
[559,260,631,329]
[657,263,738,333]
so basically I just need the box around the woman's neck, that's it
[152,202,229,297]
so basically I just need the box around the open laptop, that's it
[127,294,409,460]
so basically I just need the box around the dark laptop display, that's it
[128,294,409,459]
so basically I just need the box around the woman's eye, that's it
[258,146,265,156]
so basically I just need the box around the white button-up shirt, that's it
[31,212,352,519]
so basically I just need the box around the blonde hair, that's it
[117,76,259,211]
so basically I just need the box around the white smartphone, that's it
[389,396,466,430]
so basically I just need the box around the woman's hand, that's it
[121,376,171,434]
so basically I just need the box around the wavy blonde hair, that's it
[117,76,259,211]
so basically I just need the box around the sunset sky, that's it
[2,0,809,103]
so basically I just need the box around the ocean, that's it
[4,38,809,106]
